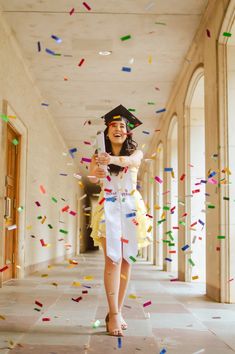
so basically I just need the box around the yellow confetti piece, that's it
[113,115,121,119]
[26,225,32,230]
[51,282,58,287]
[84,275,94,280]
[121,274,127,280]
[83,213,90,216]
[171,170,175,178]
[48,265,53,269]
[128,294,137,299]
[41,216,47,224]
[130,189,136,196]
[161,212,166,219]
[72,281,81,287]
[41,274,48,278]
[8,115,16,119]
[154,204,161,210]
[192,275,199,280]
[147,225,152,233]
[78,181,85,188]
[0,315,6,320]
[148,55,152,64]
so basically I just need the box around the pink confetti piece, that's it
[143,300,152,307]
[39,185,46,194]
[69,210,77,216]
[155,176,163,184]
[208,178,217,184]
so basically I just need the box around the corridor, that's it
[1,250,235,353]
[1,0,235,353]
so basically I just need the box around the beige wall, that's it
[140,0,231,301]
[0,12,82,283]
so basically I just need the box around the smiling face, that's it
[107,118,128,145]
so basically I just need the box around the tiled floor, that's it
[0,250,235,354]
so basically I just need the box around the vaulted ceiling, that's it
[0,0,208,190]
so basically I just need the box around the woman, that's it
[88,105,152,337]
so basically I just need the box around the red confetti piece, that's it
[216,246,220,251]
[170,206,176,213]
[190,221,197,227]
[64,76,68,81]
[69,7,75,15]
[69,210,77,216]
[173,226,179,230]
[180,173,186,181]
[206,29,211,38]
[83,2,91,10]
[42,317,51,321]
[82,290,88,294]
[146,214,153,218]
[35,300,43,307]
[104,188,112,193]
[169,250,176,254]
[0,265,8,272]
[84,141,91,145]
[181,213,187,217]
[98,197,105,205]
[40,239,46,247]
[192,189,200,194]
[106,175,111,182]
[121,238,129,244]
[72,296,82,302]
[35,201,41,207]
[62,205,69,212]
[78,58,85,67]
[170,278,179,282]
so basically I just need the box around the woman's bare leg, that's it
[118,258,132,328]
[100,237,123,336]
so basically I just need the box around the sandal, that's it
[105,313,123,337]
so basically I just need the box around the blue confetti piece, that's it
[142,130,150,134]
[118,337,122,348]
[198,219,205,226]
[41,102,49,106]
[105,197,117,202]
[201,179,207,184]
[156,108,166,114]
[165,257,172,262]
[45,48,56,55]
[159,349,167,354]
[51,34,62,43]
[208,171,216,178]
[181,244,190,251]
[126,212,136,218]
[164,167,173,172]
[122,66,131,72]
[69,148,77,158]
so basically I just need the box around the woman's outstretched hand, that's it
[95,152,111,166]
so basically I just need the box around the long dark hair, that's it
[103,117,138,175]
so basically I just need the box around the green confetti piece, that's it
[0,114,9,122]
[155,22,166,25]
[217,235,225,239]
[223,197,229,200]
[37,216,42,220]
[188,258,195,267]
[34,308,41,312]
[51,197,58,203]
[169,242,175,246]
[59,229,68,234]
[179,221,186,226]
[158,218,166,224]
[92,320,101,328]
[12,138,19,145]
[163,240,170,243]
[129,256,136,262]
[147,102,155,105]
[127,122,135,128]
[48,224,53,229]
[168,234,174,241]
[128,108,136,112]
[208,204,215,209]
[223,32,232,37]
[120,34,131,41]
[149,177,154,183]
[163,206,170,211]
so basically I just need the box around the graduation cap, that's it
[101,104,142,130]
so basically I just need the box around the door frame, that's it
[0,100,28,287]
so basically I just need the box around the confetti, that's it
[120,34,131,41]
[40,185,46,194]
[181,244,190,251]
[118,337,122,348]
[155,176,163,184]
[156,108,166,114]
[69,7,75,15]
[192,275,199,280]
[188,258,195,266]
[206,29,211,37]
[223,32,232,37]
[126,212,136,218]
[59,229,68,234]
[78,58,85,67]
[35,300,43,307]
[51,34,62,43]
[155,22,166,25]
[12,138,19,145]
[92,319,101,328]
[142,130,150,134]
[83,2,91,10]
[122,67,131,72]
[0,315,6,320]
[45,48,55,55]
[37,41,41,52]
[129,256,136,263]
[217,235,225,239]
[143,300,152,307]
[7,224,17,230]
[165,257,172,262]
[180,173,186,181]
[41,102,49,106]
[164,167,173,172]
[159,349,167,354]
[0,114,9,122]
[72,296,82,302]
[82,157,91,163]
[42,317,51,321]
[0,265,8,272]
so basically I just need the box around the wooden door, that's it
[3,124,20,282]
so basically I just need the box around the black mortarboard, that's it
[101,104,142,130]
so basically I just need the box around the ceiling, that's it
[0,0,208,192]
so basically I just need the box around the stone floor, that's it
[0,250,235,354]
